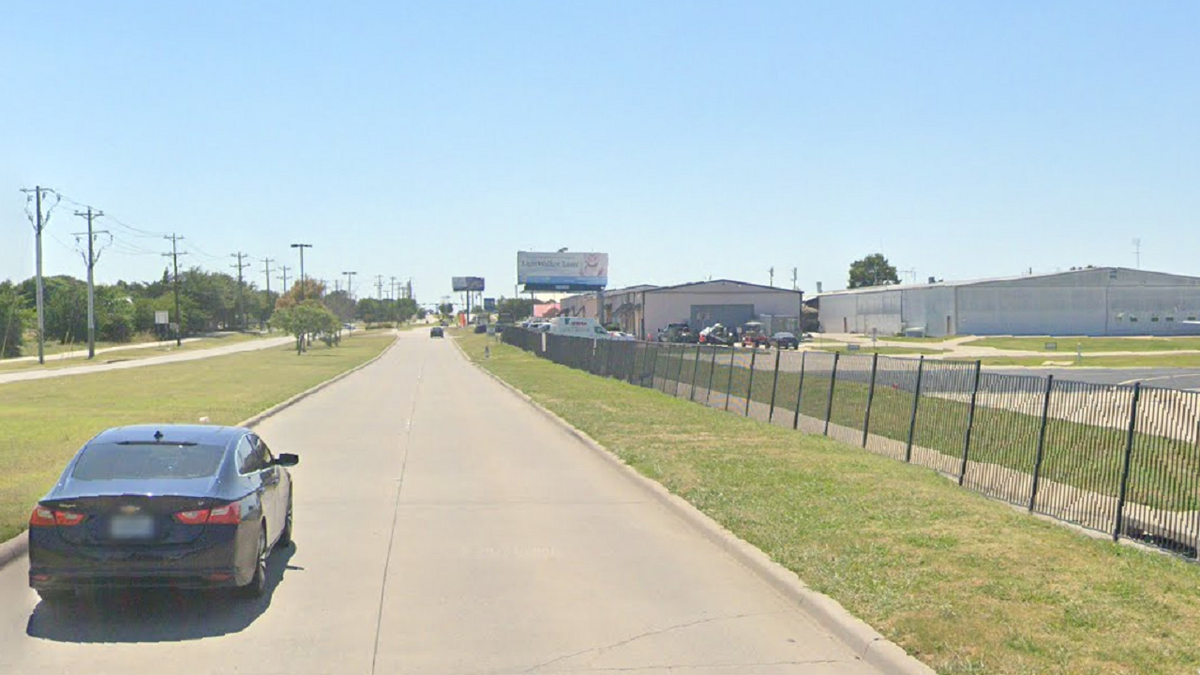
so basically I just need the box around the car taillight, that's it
[55,511,86,526]
[29,507,57,527]
[173,503,241,525]
[207,503,241,524]
[173,510,209,525]
[29,507,86,527]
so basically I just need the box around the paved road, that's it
[982,366,1200,389]
[0,336,294,385]
[0,334,882,674]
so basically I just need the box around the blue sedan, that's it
[28,424,298,602]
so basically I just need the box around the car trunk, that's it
[42,478,221,546]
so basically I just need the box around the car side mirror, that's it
[275,453,300,467]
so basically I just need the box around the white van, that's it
[545,317,611,339]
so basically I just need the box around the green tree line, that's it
[0,268,423,359]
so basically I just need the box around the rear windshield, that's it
[71,443,226,480]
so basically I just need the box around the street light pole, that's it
[291,243,312,300]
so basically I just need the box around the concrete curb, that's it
[452,338,935,675]
[0,531,27,571]
[0,333,402,573]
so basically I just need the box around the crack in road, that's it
[522,612,777,673]
[370,358,424,675]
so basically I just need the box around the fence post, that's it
[630,343,643,385]
[823,352,840,436]
[793,351,806,430]
[688,345,702,401]
[1028,375,1055,512]
[861,353,879,448]
[957,361,983,486]
[647,343,660,389]
[1113,382,1142,542]
[724,348,737,411]
[676,343,686,396]
[705,347,718,405]
[904,355,925,463]
[768,349,782,423]
[744,349,758,417]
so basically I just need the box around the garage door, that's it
[690,304,755,331]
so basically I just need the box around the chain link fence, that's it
[501,329,1200,561]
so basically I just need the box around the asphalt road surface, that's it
[984,366,1200,389]
[0,334,882,674]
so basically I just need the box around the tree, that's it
[438,303,454,319]
[0,282,26,358]
[848,254,900,289]
[496,297,533,321]
[270,300,340,354]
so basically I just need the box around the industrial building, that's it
[561,280,804,339]
[816,267,1200,337]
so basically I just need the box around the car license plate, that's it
[109,514,155,539]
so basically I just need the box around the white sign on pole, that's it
[155,311,170,325]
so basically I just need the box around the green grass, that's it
[645,349,1199,512]
[963,336,1200,353]
[0,332,394,543]
[0,332,269,372]
[462,334,1200,675]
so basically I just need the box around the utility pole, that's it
[376,274,384,301]
[342,271,357,300]
[792,267,798,291]
[164,235,186,347]
[290,243,312,300]
[262,257,274,297]
[231,252,250,330]
[407,279,413,300]
[20,186,56,364]
[769,267,775,287]
[390,276,398,302]
[72,207,107,359]
[278,265,291,295]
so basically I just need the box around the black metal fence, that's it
[501,329,1200,561]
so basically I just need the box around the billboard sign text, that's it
[517,252,608,291]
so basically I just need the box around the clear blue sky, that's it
[3,1,1197,304]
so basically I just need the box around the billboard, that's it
[517,252,608,291]
[483,297,496,312]
[452,276,485,292]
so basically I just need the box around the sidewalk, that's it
[0,335,293,385]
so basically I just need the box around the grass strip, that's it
[0,332,395,543]
[460,333,1200,675]
[0,333,268,372]
[963,336,1200,353]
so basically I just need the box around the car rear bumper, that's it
[29,528,243,590]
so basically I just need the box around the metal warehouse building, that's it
[817,267,1200,337]
[562,280,804,339]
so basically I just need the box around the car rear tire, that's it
[277,492,294,549]
[239,525,269,599]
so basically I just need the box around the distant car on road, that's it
[609,331,637,341]
[430,326,444,338]
[28,424,298,602]
[771,332,800,349]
